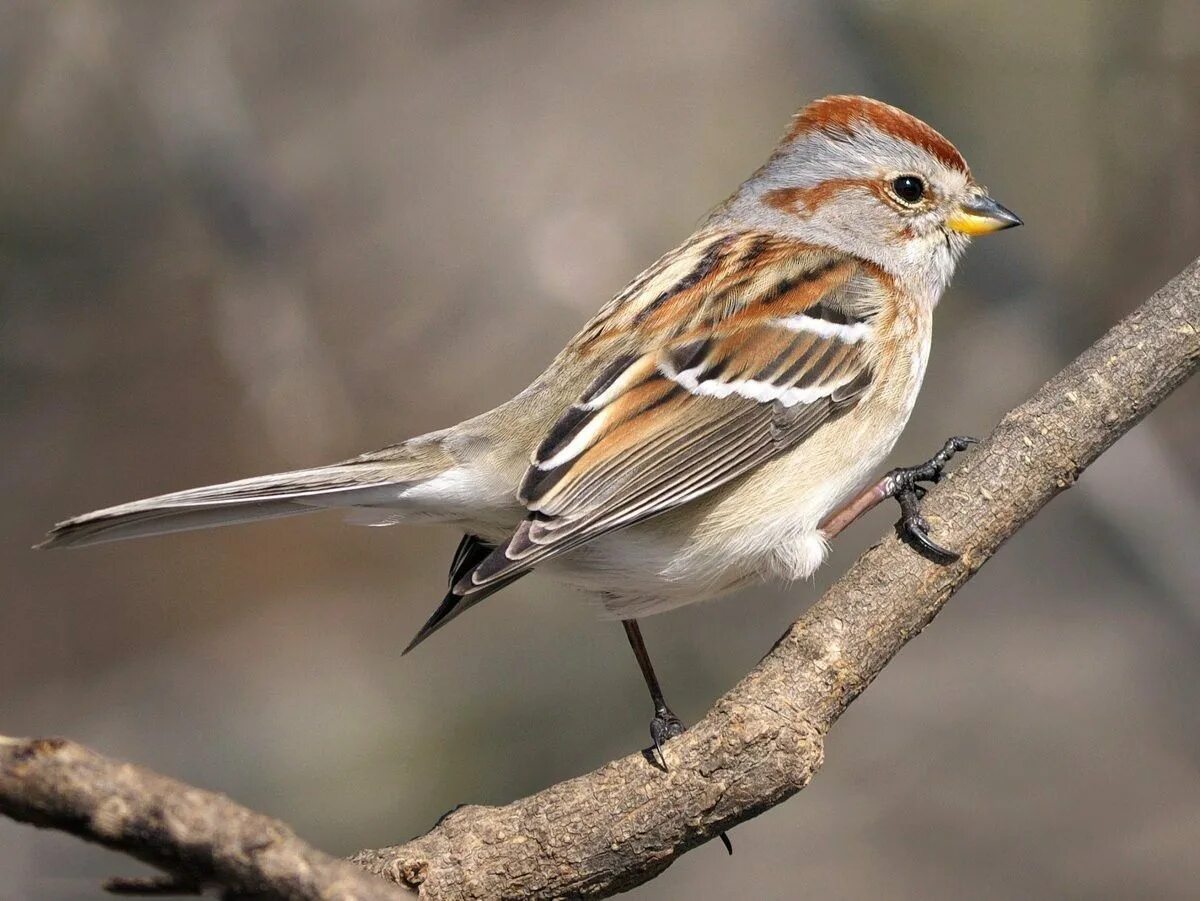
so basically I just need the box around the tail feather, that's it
[402,576,524,654]
[40,462,435,549]
[402,534,527,653]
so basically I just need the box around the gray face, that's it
[714,122,980,304]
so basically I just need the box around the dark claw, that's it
[900,509,960,561]
[646,707,734,855]
[884,435,977,563]
[649,706,686,772]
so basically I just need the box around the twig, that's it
[0,736,412,899]
[3,258,1198,899]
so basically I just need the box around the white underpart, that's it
[765,529,830,582]
[548,517,833,619]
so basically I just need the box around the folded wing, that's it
[461,279,875,593]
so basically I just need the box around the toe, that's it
[649,709,688,770]
[650,711,686,745]
[903,517,960,561]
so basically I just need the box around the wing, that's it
[459,251,878,594]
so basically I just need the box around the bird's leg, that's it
[622,619,685,766]
[819,435,977,560]
[620,618,734,855]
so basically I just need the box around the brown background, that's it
[3,2,1199,898]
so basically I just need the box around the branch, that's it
[0,736,412,899]
[3,258,1198,899]
[351,260,1200,897]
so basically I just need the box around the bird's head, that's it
[717,95,1021,300]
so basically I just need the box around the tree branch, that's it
[4,258,1198,899]
[0,736,413,899]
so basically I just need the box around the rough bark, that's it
[3,258,1198,899]
[0,736,412,899]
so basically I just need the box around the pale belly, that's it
[539,395,912,618]
[447,315,930,618]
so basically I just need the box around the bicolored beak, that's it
[947,194,1022,236]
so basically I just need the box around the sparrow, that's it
[41,95,1020,765]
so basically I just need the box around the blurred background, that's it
[2,2,1199,898]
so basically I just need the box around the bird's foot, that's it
[883,435,976,561]
[646,705,733,855]
[648,705,686,771]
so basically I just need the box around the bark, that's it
[3,257,1198,899]
[0,736,411,899]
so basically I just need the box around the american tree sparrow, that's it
[44,95,1020,765]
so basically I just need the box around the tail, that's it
[40,441,456,549]
[402,534,528,654]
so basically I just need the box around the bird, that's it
[41,95,1020,766]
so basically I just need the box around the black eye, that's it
[891,175,925,204]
